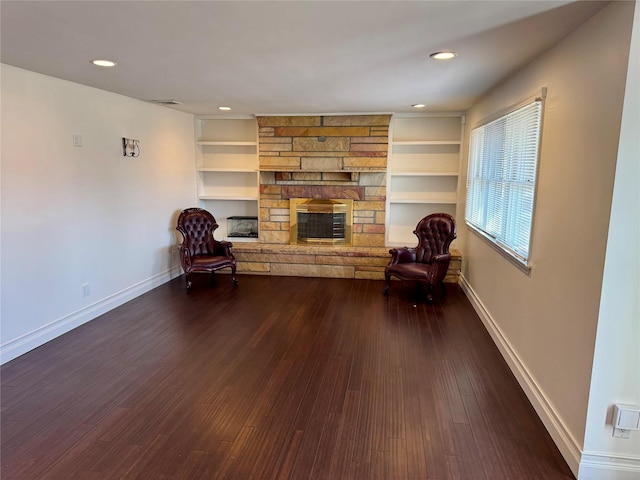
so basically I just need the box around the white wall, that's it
[457,2,636,476]
[579,3,640,478]
[0,65,197,363]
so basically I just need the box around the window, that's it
[465,97,543,267]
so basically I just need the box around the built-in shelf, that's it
[195,117,260,241]
[386,114,464,246]
[389,193,458,204]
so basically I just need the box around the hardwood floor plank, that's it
[1,275,575,480]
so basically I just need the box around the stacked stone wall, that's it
[257,115,390,247]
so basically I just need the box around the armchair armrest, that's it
[179,244,192,272]
[214,240,235,259]
[388,247,417,266]
[432,253,451,263]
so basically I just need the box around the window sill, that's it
[466,223,532,276]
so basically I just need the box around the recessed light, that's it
[91,59,117,67]
[412,104,427,108]
[218,106,232,111]
[429,51,457,60]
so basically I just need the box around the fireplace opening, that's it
[290,198,353,245]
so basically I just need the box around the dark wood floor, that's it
[1,274,574,480]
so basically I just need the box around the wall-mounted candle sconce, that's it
[122,138,140,157]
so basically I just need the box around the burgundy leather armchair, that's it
[384,213,456,301]
[176,208,237,291]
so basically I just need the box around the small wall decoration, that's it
[122,138,140,157]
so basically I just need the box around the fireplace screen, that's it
[290,198,353,245]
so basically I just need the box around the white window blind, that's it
[465,99,542,265]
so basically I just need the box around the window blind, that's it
[465,100,542,265]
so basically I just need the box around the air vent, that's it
[150,99,182,105]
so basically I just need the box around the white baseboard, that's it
[578,452,640,479]
[0,267,182,365]
[459,274,582,477]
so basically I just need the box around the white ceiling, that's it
[0,0,608,116]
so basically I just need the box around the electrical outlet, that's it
[72,133,83,147]
[613,427,631,439]
[81,283,90,297]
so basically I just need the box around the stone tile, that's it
[280,151,344,157]
[322,172,353,182]
[291,172,322,181]
[317,255,388,266]
[344,151,388,157]
[281,186,364,200]
[260,199,290,208]
[269,208,289,216]
[275,172,293,181]
[236,253,316,264]
[236,262,271,273]
[355,270,385,280]
[257,116,322,127]
[370,126,390,136]
[352,233,385,247]
[358,172,387,187]
[363,224,385,234]
[322,115,391,126]
[260,231,290,244]
[277,126,370,137]
[444,274,459,284]
[260,143,293,152]
[354,210,374,217]
[365,186,386,198]
[271,263,355,279]
[260,137,292,144]
[354,200,386,211]
[260,157,301,168]
[343,157,387,169]
[270,216,289,223]
[293,137,349,152]
[375,211,386,224]
[260,171,276,185]
[260,185,282,195]
[260,222,282,231]
[354,216,374,224]
[260,208,270,221]
[350,136,388,144]
[349,143,388,152]
[300,157,342,171]
[259,127,275,136]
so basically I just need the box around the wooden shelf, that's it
[196,140,257,146]
[197,167,257,173]
[199,194,259,201]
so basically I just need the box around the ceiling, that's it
[0,0,608,116]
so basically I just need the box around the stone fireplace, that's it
[227,114,461,281]
[256,114,390,247]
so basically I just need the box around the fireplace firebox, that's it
[290,198,353,245]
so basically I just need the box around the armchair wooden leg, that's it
[185,274,192,292]
[383,273,391,295]
[231,266,238,284]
